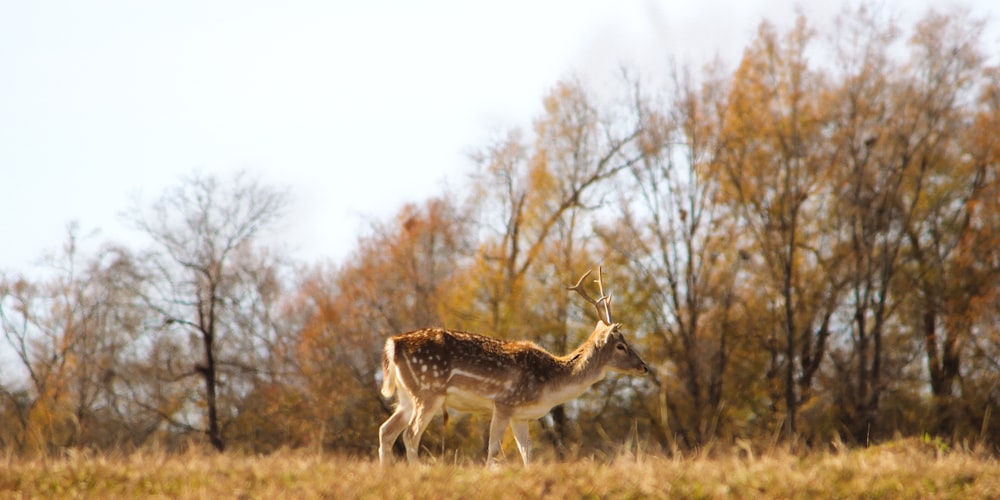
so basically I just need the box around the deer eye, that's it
[616,343,627,352]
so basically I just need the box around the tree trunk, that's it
[923,308,960,436]
[202,332,225,452]
[783,261,798,442]
[548,404,568,460]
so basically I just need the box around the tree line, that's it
[2,6,999,457]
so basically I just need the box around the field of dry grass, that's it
[2,439,998,499]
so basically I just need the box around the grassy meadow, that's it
[2,440,998,499]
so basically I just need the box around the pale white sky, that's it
[0,0,994,270]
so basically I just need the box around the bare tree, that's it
[130,171,289,451]
[0,224,145,452]
[599,63,764,449]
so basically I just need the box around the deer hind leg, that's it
[486,405,512,468]
[402,395,444,464]
[510,420,532,467]
[379,392,413,466]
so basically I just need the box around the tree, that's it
[600,62,772,449]
[818,6,915,444]
[464,79,656,455]
[130,171,289,451]
[290,196,472,455]
[891,9,994,438]
[466,80,649,331]
[0,225,145,452]
[710,16,845,442]
[958,66,1000,447]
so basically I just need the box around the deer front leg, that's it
[510,420,532,467]
[487,405,512,468]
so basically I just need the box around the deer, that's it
[377,268,649,467]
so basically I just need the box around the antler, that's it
[567,267,613,325]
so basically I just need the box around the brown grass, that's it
[1,440,998,499]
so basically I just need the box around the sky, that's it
[1,0,995,271]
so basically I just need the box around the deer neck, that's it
[557,337,610,387]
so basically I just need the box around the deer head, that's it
[568,267,648,375]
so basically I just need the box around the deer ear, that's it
[593,322,613,347]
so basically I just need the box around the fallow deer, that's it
[377,268,649,467]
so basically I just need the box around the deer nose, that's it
[638,363,649,375]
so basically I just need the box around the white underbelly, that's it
[442,374,603,421]
[512,382,592,420]
[444,387,495,413]
[510,403,554,420]
[445,389,552,420]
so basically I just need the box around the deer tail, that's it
[380,338,397,399]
